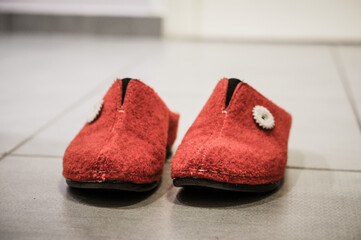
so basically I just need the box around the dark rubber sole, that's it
[173,177,282,193]
[65,147,172,192]
[66,179,160,192]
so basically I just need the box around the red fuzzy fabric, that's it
[63,79,179,184]
[171,78,292,185]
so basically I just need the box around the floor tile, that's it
[0,33,156,155]
[0,155,360,239]
[337,46,361,120]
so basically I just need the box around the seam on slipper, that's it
[190,128,216,166]
[199,111,228,165]
[192,83,243,169]
[64,169,162,178]
[173,168,282,180]
[94,80,123,163]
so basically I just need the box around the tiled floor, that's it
[0,33,360,239]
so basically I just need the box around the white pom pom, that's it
[252,105,275,130]
[87,99,104,123]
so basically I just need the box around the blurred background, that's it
[0,0,361,42]
[0,1,361,239]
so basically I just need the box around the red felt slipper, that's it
[171,78,292,192]
[63,78,179,192]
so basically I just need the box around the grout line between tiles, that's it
[0,55,145,161]
[10,153,63,159]
[286,165,361,173]
[166,36,361,46]
[329,46,361,131]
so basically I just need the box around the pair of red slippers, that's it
[63,78,292,192]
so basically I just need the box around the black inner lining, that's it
[225,78,242,108]
[121,78,131,106]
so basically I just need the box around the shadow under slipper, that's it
[63,180,160,208]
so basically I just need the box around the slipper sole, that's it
[173,177,281,192]
[66,179,160,192]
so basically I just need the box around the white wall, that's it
[0,0,164,17]
[1,0,360,43]
[164,0,361,43]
